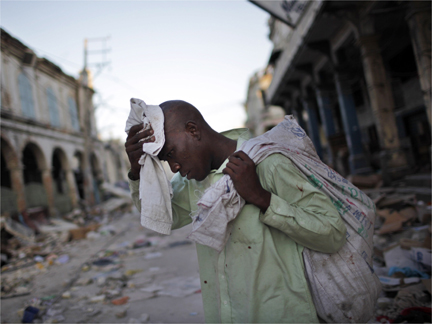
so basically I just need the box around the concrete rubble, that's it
[1,174,431,323]
[1,188,203,323]
[360,173,432,323]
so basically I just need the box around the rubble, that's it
[1,173,430,323]
[369,178,432,322]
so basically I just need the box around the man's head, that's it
[157,100,213,181]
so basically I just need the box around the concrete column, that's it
[302,97,323,159]
[65,168,79,208]
[358,34,408,175]
[83,167,95,206]
[292,94,307,131]
[10,167,26,212]
[315,85,336,166]
[41,169,55,216]
[334,71,372,175]
[406,2,431,125]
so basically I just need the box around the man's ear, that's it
[185,121,201,140]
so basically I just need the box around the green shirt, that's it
[129,128,346,323]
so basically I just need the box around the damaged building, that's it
[246,0,431,183]
[1,28,129,218]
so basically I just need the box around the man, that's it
[125,100,346,323]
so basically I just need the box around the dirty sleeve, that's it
[257,153,346,254]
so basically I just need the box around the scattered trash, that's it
[75,278,93,286]
[22,306,39,323]
[86,309,102,317]
[69,223,100,240]
[168,240,193,248]
[115,308,128,318]
[41,294,57,301]
[388,266,430,279]
[133,239,151,249]
[111,296,129,305]
[33,256,44,263]
[86,231,101,240]
[92,258,115,267]
[125,269,143,277]
[144,252,162,260]
[98,225,116,236]
[55,255,69,264]
[89,295,106,303]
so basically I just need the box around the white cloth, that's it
[125,98,173,235]
[187,115,380,323]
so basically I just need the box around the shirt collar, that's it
[211,128,252,175]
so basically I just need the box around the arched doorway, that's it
[90,153,102,204]
[72,151,85,200]
[1,138,18,214]
[22,143,48,208]
[51,148,73,214]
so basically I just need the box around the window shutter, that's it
[18,73,36,118]
[47,88,60,127]
[68,97,80,131]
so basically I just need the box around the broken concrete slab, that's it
[1,216,35,243]
[98,198,131,213]
[38,219,78,234]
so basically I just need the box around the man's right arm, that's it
[125,123,192,230]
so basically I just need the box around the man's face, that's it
[158,128,210,181]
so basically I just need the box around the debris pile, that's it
[1,174,430,323]
[0,183,134,296]
[1,189,201,323]
[360,177,432,323]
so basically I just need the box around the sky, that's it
[1,0,273,140]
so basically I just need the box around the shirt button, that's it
[272,215,277,220]
[221,275,225,279]
[224,301,228,305]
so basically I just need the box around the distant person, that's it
[125,100,346,323]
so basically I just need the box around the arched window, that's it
[47,87,60,127]
[68,97,80,131]
[18,72,36,118]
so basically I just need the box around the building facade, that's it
[1,29,128,217]
[247,0,431,181]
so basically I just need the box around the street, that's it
[1,209,205,323]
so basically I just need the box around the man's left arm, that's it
[224,152,346,254]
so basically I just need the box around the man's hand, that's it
[222,151,271,213]
[125,124,155,180]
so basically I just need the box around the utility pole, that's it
[79,36,110,206]
[84,36,111,79]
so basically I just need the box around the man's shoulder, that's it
[256,153,299,179]
[258,152,295,168]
